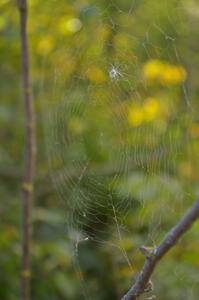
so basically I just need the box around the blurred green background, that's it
[1,0,199,299]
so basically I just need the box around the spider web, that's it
[41,1,199,299]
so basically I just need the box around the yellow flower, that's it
[161,65,187,85]
[58,17,82,35]
[143,59,164,81]
[66,18,82,33]
[143,97,160,121]
[128,97,163,127]
[128,105,144,127]
[86,66,107,84]
[143,59,187,85]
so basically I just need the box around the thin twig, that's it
[122,199,199,300]
[18,0,36,299]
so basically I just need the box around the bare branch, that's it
[18,0,36,299]
[122,199,199,300]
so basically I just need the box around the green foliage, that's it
[1,0,199,299]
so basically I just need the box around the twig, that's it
[122,199,199,300]
[18,0,36,299]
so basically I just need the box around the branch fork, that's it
[122,199,199,300]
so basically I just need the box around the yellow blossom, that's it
[128,105,144,127]
[128,97,164,127]
[143,59,187,85]
[143,59,164,81]
[143,97,160,121]
[161,65,187,85]
[58,17,82,35]
[66,18,82,33]
[86,66,107,84]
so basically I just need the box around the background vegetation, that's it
[1,0,199,299]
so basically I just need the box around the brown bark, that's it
[18,0,36,299]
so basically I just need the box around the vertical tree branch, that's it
[18,0,36,299]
